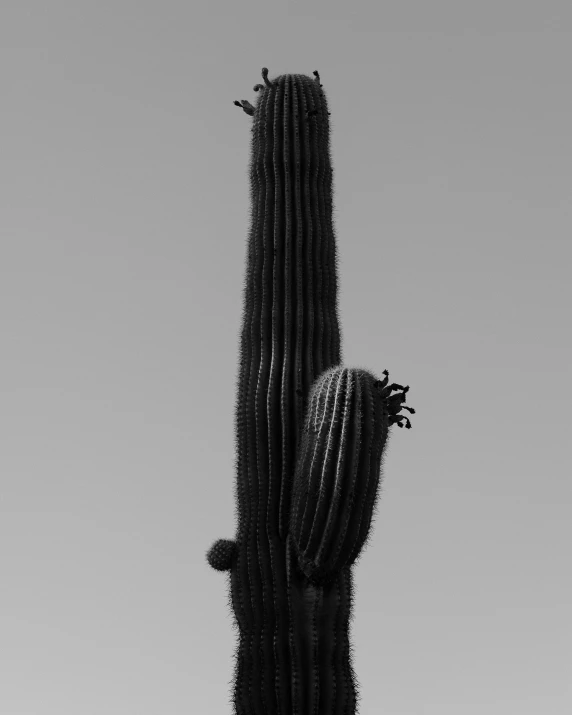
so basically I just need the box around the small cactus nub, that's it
[206,538,237,571]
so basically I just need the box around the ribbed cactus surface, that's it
[206,67,414,715]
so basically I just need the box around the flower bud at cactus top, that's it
[289,366,389,585]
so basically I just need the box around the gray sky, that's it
[1,2,571,714]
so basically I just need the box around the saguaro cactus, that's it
[206,67,415,715]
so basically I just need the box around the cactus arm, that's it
[290,366,414,585]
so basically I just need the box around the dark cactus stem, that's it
[208,67,415,714]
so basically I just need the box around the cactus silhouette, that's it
[207,67,415,715]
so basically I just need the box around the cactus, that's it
[206,67,415,715]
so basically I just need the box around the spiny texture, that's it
[207,67,415,715]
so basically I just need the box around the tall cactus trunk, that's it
[207,68,414,715]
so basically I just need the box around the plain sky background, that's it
[1,2,571,714]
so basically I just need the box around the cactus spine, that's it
[207,67,414,715]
